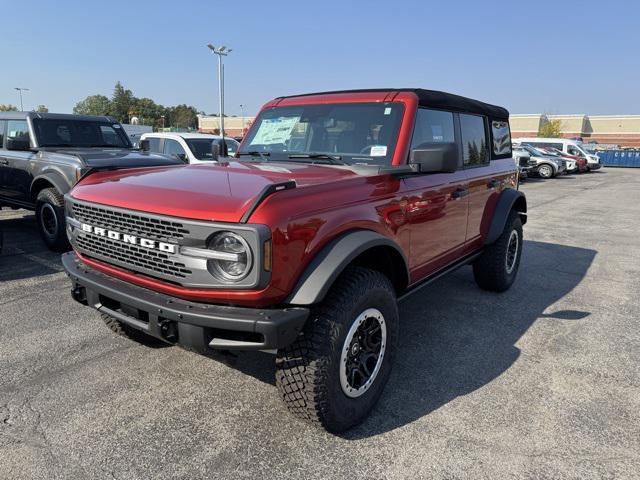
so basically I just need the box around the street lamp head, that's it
[219,46,227,52]
[207,43,216,52]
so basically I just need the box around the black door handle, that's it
[487,179,500,189]
[451,188,469,199]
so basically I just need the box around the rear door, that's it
[404,108,469,277]
[461,116,514,249]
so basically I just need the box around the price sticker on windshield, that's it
[370,145,387,157]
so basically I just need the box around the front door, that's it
[404,108,469,279]
[2,119,34,203]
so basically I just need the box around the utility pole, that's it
[240,104,245,135]
[206,44,232,138]
[14,87,29,111]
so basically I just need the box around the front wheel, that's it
[473,211,523,292]
[275,267,398,433]
[537,164,554,179]
[35,188,70,252]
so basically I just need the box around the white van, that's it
[140,132,240,164]
[512,137,601,170]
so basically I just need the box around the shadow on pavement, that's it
[0,213,66,282]
[208,240,597,437]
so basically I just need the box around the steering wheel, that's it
[359,145,379,154]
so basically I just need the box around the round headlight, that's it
[207,232,253,282]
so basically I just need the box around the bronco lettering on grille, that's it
[80,223,177,254]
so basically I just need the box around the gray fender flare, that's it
[30,172,71,200]
[485,188,527,245]
[286,230,409,305]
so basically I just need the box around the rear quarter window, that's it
[491,120,511,156]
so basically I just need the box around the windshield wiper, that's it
[237,151,271,162]
[287,153,344,164]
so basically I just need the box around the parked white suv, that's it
[140,132,240,163]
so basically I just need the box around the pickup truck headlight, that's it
[207,231,253,282]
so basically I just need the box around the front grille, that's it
[76,234,192,279]
[72,202,190,242]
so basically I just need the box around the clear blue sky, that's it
[1,0,637,116]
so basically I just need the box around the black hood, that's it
[42,147,182,168]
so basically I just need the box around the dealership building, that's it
[510,114,640,147]
[198,115,255,138]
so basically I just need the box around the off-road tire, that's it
[35,188,70,252]
[473,211,523,292]
[101,313,168,347]
[536,163,554,179]
[275,266,398,433]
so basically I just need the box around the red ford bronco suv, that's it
[62,89,526,432]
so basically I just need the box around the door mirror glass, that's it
[139,139,150,151]
[210,139,222,161]
[409,142,459,173]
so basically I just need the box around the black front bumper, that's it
[62,252,309,351]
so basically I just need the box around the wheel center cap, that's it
[351,342,361,356]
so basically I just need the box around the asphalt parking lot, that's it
[1,168,639,479]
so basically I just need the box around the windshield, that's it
[186,138,239,160]
[33,119,132,148]
[240,102,404,165]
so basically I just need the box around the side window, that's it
[567,145,583,157]
[491,120,511,156]
[0,120,6,147]
[163,139,186,157]
[147,137,161,152]
[460,114,488,166]
[411,109,455,148]
[224,139,239,155]
[7,120,29,141]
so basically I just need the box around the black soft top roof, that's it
[279,88,509,120]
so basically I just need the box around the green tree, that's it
[108,82,135,123]
[168,104,198,129]
[132,97,165,126]
[73,94,111,116]
[539,119,563,138]
[0,104,18,112]
[34,105,49,113]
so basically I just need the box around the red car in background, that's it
[545,147,588,173]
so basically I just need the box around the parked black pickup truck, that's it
[0,112,181,250]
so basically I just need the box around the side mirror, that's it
[176,153,187,163]
[409,142,459,173]
[6,137,30,151]
[211,139,228,161]
[139,139,150,152]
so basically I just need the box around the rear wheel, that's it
[473,211,523,292]
[275,267,398,433]
[35,188,70,252]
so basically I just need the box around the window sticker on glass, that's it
[370,145,388,156]
[431,125,444,142]
[252,116,300,145]
[384,107,392,115]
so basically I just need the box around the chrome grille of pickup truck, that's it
[72,202,190,242]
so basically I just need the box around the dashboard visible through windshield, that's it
[240,102,404,165]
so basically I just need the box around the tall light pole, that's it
[239,104,245,135]
[207,44,232,138]
[14,87,29,111]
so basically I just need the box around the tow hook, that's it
[71,286,87,304]
[160,320,178,343]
